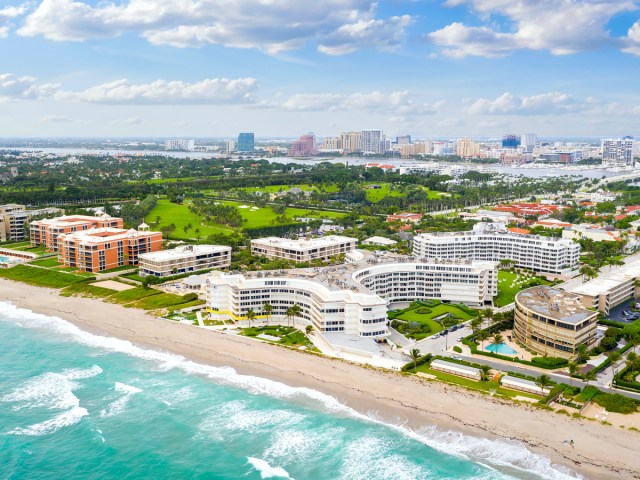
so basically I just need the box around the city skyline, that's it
[0,1,639,137]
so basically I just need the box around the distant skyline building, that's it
[502,134,521,149]
[164,139,195,151]
[237,132,255,152]
[520,133,537,153]
[321,136,342,150]
[395,135,411,145]
[225,140,236,154]
[361,130,384,154]
[602,138,634,165]
[341,131,362,153]
[288,133,316,157]
[456,138,480,158]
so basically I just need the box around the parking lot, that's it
[608,299,640,323]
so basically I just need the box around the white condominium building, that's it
[206,271,389,338]
[352,260,498,307]
[251,235,358,262]
[413,223,580,275]
[565,259,640,314]
[139,244,232,277]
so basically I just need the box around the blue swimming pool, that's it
[485,343,518,355]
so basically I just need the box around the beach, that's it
[2,278,639,479]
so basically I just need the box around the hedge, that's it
[592,392,639,414]
[401,353,433,372]
[453,346,462,353]
[597,318,627,329]
[614,366,640,392]
[531,357,569,368]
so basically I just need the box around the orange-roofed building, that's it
[508,227,531,235]
[30,213,124,251]
[387,212,423,223]
[57,224,162,272]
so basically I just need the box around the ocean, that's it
[0,302,579,480]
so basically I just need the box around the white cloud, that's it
[0,5,27,38]
[467,92,583,115]
[0,73,59,101]
[281,91,444,115]
[41,115,72,123]
[18,0,410,55]
[623,20,640,56]
[430,0,637,57]
[109,117,142,125]
[57,77,258,104]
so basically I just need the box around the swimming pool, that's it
[0,255,10,263]
[485,343,518,355]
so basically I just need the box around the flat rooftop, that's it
[568,259,640,296]
[252,235,357,250]
[140,245,230,261]
[516,286,595,324]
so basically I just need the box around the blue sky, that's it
[0,0,639,138]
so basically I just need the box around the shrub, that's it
[604,327,623,338]
[182,292,199,302]
[592,393,639,414]
[401,353,433,371]
[531,357,568,368]
[599,336,618,351]
[453,346,462,353]
[415,307,432,314]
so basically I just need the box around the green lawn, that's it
[130,292,197,310]
[106,287,161,304]
[146,198,346,239]
[397,304,476,323]
[30,257,62,268]
[61,282,117,298]
[364,183,443,203]
[239,325,316,349]
[416,366,541,400]
[234,183,339,194]
[495,271,551,307]
[0,265,92,288]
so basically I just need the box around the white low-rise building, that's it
[139,244,232,277]
[251,235,357,261]
[413,223,579,275]
[352,260,497,307]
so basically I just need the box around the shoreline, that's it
[1,278,639,479]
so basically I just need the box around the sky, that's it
[0,0,639,139]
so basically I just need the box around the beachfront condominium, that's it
[58,224,162,272]
[0,204,63,242]
[31,213,124,251]
[564,258,640,314]
[352,259,497,307]
[251,236,358,262]
[237,132,255,152]
[206,270,389,338]
[138,244,232,277]
[514,286,598,359]
[413,223,580,275]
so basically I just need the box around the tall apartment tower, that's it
[341,131,362,153]
[520,133,537,153]
[602,138,634,166]
[361,130,384,154]
[237,132,255,152]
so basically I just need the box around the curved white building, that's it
[352,260,497,307]
[413,223,579,275]
[206,271,389,338]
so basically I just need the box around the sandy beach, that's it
[2,278,639,479]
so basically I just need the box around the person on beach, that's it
[570,440,574,448]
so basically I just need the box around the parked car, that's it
[451,355,463,361]
[450,325,458,332]
[441,329,449,335]
[457,336,463,342]
[431,333,440,339]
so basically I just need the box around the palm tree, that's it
[535,374,552,396]
[263,302,272,326]
[194,228,201,242]
[476,330,489,350]
[479,365,492,381]
[470,317,482,334]
[154,215,161,227]
[483,308,494,327]
[491,333,504,351]
[609,351,622,384]
[285,307,293,328]
[246,308,256,328]
[584,370,597,386]
[291,303,301,328]
[305,325,313,335]
[567,362,579,387]
[409,348,421,371]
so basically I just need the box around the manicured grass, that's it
[146,198,346,239]
[235,183,339,194]
[395,313,444,334]
[416,366,541,400]
[107,287,161,304]
[30,257,63,268]
[99,265,137,274]
[495,271,551,307]
[397,304,476,324]
[240,325,315,349]
[0,264,91,288]
[364,183,443,203]
[167,299,205,312]
[61,282,117,298]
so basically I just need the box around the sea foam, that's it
[99,382,143,418]
[247,457,293,479]
[0,301,581,479]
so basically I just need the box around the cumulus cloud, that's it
[0,5,27,38]
[623,20,640,56]
[57,77,258,104]
[281,91,444,115]
[466,92,584,115]
[430,0,637,57]
[0,73,59,101]
[18,0,411,55]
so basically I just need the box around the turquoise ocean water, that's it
[0,302,579,480]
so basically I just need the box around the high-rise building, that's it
[520,133,537,153]
[456,138,480,158]
[395,135,411,145]
[288,133,316,157]
[225,140,236,154]
[602,138,634,165]
[237,132,255,152]
[361,130,384,154]
[165,139,195,151]
[502,134,521,149]
[321,136,342,150]
[341,131,362,153]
